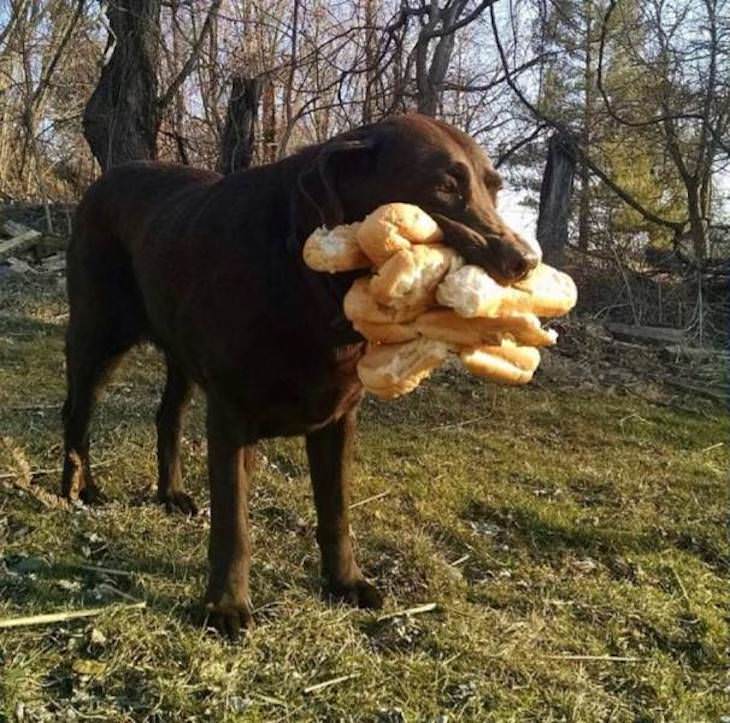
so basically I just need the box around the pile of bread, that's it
[303,203,577,399]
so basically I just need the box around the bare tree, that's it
[218,75,264,173]
[83,0,221,169]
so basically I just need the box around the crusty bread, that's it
[300,203,578,397]
[302,222,371,273]
[414,309,557,348]
[344,277,428,325]
[459,341,540,385]
[510,262,578,317]
[352,318,418,344]
[435,264,505,317]
[357,337,449,399]
[436,262,577,318]
[370,245,461,309]
[357,203,444,265]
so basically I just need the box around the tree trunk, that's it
[261,81,277,164]
[83,0,162,170]
[537,132,577,268]
[218,75,263,174]
[578,0,594,251]
[687,183,709,262]
[362,0,377,123]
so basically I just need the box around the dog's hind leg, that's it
[61,330,131,504]
[156,356,197,515]
[62,220,145,504]
[305,409,383,610]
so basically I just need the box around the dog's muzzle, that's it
[431,213,539,283]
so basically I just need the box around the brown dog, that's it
[61,113,538,637]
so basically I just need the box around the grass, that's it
[1,273,728,722]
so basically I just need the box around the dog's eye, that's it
[436,177,462,197]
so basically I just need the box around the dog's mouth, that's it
[430,213,538,284]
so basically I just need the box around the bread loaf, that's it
[357,203,444,265]
[303,222,371,273]
[357,337,449,399]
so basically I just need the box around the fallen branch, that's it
[0,455,119,481]
[0,221,42,261]
[74,563,134,577]
[0,601,146,629]
[606,322,686,346]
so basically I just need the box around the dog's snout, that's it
[491,235,540,282]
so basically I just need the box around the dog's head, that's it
[297,113,539,283]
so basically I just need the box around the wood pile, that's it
[0,219,67,275]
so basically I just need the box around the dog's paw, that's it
[204,595,254,640]
[62,481,105,506]
[158,490,198,516]
[326,577,384,610]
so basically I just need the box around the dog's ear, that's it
[297,132,378,228]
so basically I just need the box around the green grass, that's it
[1,274,728,722]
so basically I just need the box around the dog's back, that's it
[66,161,221,348]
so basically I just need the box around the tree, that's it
[83,0,221,170]
[82,0,162,168]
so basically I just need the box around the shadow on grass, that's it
[0,312,64,337]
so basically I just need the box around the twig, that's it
[303,673,359,695]
[670,567,691,607]
[349,491,390,510]
[611,246,639,325]
[94,583,139,603]
[432,415,490,431]
[543,654,643,662]
[450,554,470,566]
[0,456,119,481]
[619,412,650,426]
[700,442,724,453]
[74,564,134,578]
[251,692,287,707]
[0,601,146,629]
[376,602,438,622]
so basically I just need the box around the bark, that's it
[362,0,378,123]
[686,182,709,261]
[536,132,577,268]
[261,81,277,164]
[578,0,594,251]
[218,75,263,174]
[83,0,162,169]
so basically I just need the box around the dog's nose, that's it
[491,236,540,282]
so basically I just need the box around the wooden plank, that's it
[0,221,42,261]
[605,322,686,346]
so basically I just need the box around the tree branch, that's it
[158,0,222,111]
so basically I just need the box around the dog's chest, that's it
[250,343,365,438]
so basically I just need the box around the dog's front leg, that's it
[305,409,383,609]
[204,399,254,639]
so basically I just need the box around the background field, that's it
[1,273,728,722]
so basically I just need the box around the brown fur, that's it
[61,113,537,637]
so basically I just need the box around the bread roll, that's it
[436,262,577,319]
[344,277,428,325]
[357,203,443,265]
[511,263,578,317]
[357,337,449,399]
[459,341,540,385]
[414,309,557,348]
[435,264,506,317]
[352,318,418,344]
[370,245,461,308]
[303,222,371,273]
